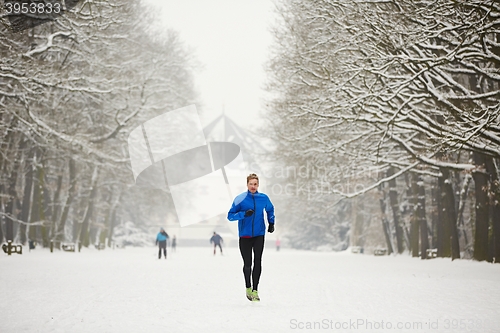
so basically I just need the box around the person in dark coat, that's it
[210,232,223,255]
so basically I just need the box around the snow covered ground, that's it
[1,246,499,333]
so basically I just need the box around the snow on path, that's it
[1,246,499,333]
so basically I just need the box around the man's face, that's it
[247,179,259,193]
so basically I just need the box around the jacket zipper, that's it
[252,193,256,237]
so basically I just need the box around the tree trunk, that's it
[436,174,446,256]
[4,144,23,241]
[456,172,472,255]
[417,176,429,259]
[77,166,99,248]
[356,198,365,249]
[440,168,460,260]
[36,164,50,247]
[387,166,404,253]
[106,190,122,247]
[19,148,35,245]
[97,191,115,247]
[29,152,43,244]
[27,148,52,246]
[42,178,53,247]
[0,202,4,243]
[472,152,490,262]
[351,196,365,248]
[408,173,419,257]
[485,157,500,263]
[5,169,18,241]
[0,114,14,243]
[49,174,63,243]
[3,121,24,241]
[436,172,449,257]
[55,158,77,248]
[107,205,118,247]
[378,181,394,255]
[487,33,500,263]
[430,183,438,249]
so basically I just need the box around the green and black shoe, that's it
[246,287,253,301]
[251,290,260,302]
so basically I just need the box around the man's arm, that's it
[227,200,244,221]
[265,196,275,224]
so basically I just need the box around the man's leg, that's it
[239,238,253,289]
[252,236,265,291]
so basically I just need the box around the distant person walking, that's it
[276,238,281,251]
[228,173,275,302]
[171,235,177,252]
[156,228,169,259]
[210,232,223,255]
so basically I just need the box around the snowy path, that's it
[1,246,499,333]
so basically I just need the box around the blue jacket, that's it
[156,231,169,242]
[227,190,275,237]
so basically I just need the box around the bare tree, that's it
[0,0,198,248]
[265,0,499,261]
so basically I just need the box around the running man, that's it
[227,173,275,302]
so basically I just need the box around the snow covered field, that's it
[1,246,499,333]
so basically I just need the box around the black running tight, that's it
[239,236,265,291]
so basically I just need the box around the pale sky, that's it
[142,0,276,128]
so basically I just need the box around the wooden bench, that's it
[95,243,106,250]
[374,248,387,256]
[426,248,438,258]
[61,243,76,252]
[2,241,22,255]
[351,246,363,254]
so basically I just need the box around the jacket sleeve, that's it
[265,196,275,224]
[227,199,244,221]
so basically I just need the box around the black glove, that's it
[244,209,254,217]
[268,223,275,233]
